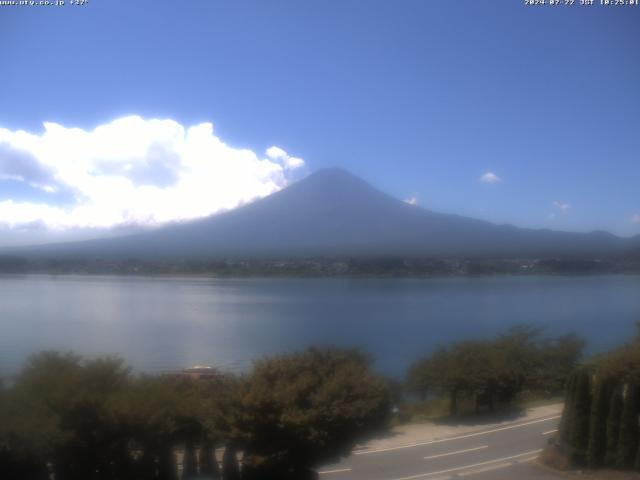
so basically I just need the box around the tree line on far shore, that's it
[0,327,584,480]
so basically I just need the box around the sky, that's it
[0,0,639,246]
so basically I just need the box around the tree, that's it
[2,352,131,480]
[558,333,640,471]
[407,326,567,416]
[559,371,576,444]
[408,342,492,415]
[197,371,241,479]
[448,341,497,413]
[235,348,391,479]
[492,326,541,405]
[534,333,585,398]
[587,375,613,468]
[222,445,241,480]
[407,346,452,404]
[616,382,640,468]
[605,386,624,466]
[568,369,592,465]
[113,375,207,480]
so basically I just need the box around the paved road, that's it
[317,415,563,480]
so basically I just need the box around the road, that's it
[317,414,563,480]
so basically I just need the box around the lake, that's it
[1,274,639,379]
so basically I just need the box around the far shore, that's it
[1,255,639,278]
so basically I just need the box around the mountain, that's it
[10,168,640,259]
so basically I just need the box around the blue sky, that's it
[0,0,638,245]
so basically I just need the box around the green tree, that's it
[408,342,492,416]
[407,346,455,408]
[235,348,391,479]
[559,371,576,444]
[535,333,585,398]
[616,382,640,468]
[492,326,542,405]
[2,352,131,480]
[568,368,591,466]
[587,375,613,468]
[605,385,624,466]
[408,326,561,417]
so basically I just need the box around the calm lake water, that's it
[1,274,639,378]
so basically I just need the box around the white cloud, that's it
[266,145,304,169]
[631,213,640,225]
[0,116,305,230]
[479,172,501,184]
[553,201,572,214]
[404,196,418,205]
[547,201,572,222]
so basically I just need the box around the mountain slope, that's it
[14,168,638,259]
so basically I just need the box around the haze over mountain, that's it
[8,168,640,260]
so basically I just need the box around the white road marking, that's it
[389,449,543,480]
[355,416,560,455]
[542,429,558,435]
[457,462,512,476]
[423,445,488,460]
[516,456,539,463]
[318,468,353,475]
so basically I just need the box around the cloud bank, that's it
[0,116,305,231]
[632,213,640,225]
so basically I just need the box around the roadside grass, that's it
[517,394,564,409]
[393,392,564,426]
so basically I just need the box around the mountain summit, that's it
[17,168,637,259]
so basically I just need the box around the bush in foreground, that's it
[0,348,391,480]
[236,348,392,479]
